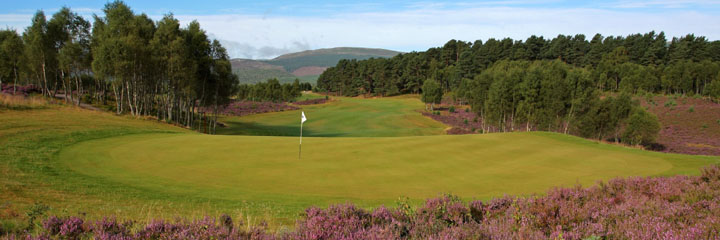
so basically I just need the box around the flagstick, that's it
[299,121,303,159]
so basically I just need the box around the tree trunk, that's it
[12,65,18,95]
[41,63,49,97]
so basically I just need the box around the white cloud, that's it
[2,5,719,59]
[174,6,720,58]
[609,0,720,8]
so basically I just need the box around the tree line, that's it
[434,60,660,145]
[317,32,720,99]
[235,78,312,102]
[316,32,720,145]
[0,1,238,133]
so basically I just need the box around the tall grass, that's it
[0,94,49,110]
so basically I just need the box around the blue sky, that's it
[2,1,720,59]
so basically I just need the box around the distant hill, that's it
[231,47,401,84]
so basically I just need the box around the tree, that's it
[23,10,55,96]
[421,78,442,110]
[52,7,91,105]
[0,30,24,94]
[622,108,661,146]
[704,77,720,101]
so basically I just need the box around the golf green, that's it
[59,131,717,214]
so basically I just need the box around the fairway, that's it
[216,95,447,136]
[3,96,719,228]
[59,131,718,217]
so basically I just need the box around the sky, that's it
[2,0,720,59]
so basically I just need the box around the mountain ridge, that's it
[231,47,402,84]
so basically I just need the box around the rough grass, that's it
[0,94,50,110]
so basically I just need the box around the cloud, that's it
[2,2,719,59]
[608,0,720,8]
[208,33,310,59]
[176,6,719,58]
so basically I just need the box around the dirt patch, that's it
[641,95,720,156]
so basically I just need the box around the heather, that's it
[6,164,720,240]
[642,95,720,156]
[421,106,484,134]
[207,96,327,117]
[214,100,300,116]
[0,84,41,96]
[293,98,329,106]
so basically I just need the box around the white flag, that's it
[301,111,307,123]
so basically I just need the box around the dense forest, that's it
[317,32,720,144]
[235,78,312,102]
[319,32,720,97]
[0,1,237,133]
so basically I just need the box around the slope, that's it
[232,47,402,84]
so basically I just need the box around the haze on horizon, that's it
[2,0,720,59]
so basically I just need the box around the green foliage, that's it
[576,92,634,141]
[395,196,415,219]
[448,105,455,113]
[25,202,50,230]
[421,78,443,106]
[704,79,720,100]
[317,32,719,102]
[665,99,677,108]
[689,105,695,113]
[622,108,661,145]
[235,78,301,102]
[0,30,24,89]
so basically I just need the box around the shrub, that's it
[664,99,676,108]
[688,105,694,113]
[25,202,50,230]
[622,108,661,146]
[465,108,469,113]
[464,119,468,125]
[703,80,720,101]
[449,106,455,113]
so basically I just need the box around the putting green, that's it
[59,131,717,214]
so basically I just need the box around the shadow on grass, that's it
[216,121,347,137]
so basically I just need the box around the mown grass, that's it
[1,94,718,231]
[217,95,447,137]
